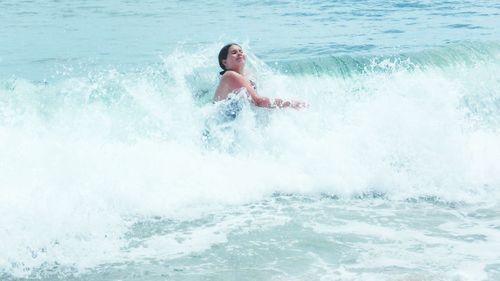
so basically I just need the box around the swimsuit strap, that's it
[249,80,257,90]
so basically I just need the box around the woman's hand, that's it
[273,98,308,109]
[290,100,308,109]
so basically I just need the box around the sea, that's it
[1,0,500,280]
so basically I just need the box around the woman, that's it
[214,43,305,109]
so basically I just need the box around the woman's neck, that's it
[227,67,243,75]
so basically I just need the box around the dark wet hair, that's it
[218,43,240,75]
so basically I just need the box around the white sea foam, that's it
[1,46,499,279]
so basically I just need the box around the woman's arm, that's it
[216,71,305,109]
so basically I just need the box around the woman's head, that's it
[218,43,245,75]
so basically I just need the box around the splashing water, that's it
[1,41,500,280]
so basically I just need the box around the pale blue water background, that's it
[1,1,500,280]
[1,0,499,79]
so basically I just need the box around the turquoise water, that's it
[1,0,500,280]
[2,0,500,79]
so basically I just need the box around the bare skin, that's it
[214,45,305,109]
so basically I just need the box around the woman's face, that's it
[223,45,245,71]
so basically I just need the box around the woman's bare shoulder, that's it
[221,70,244,82]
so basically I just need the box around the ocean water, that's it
[1,0,500,280]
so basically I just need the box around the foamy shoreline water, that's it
[2,43,500,279]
